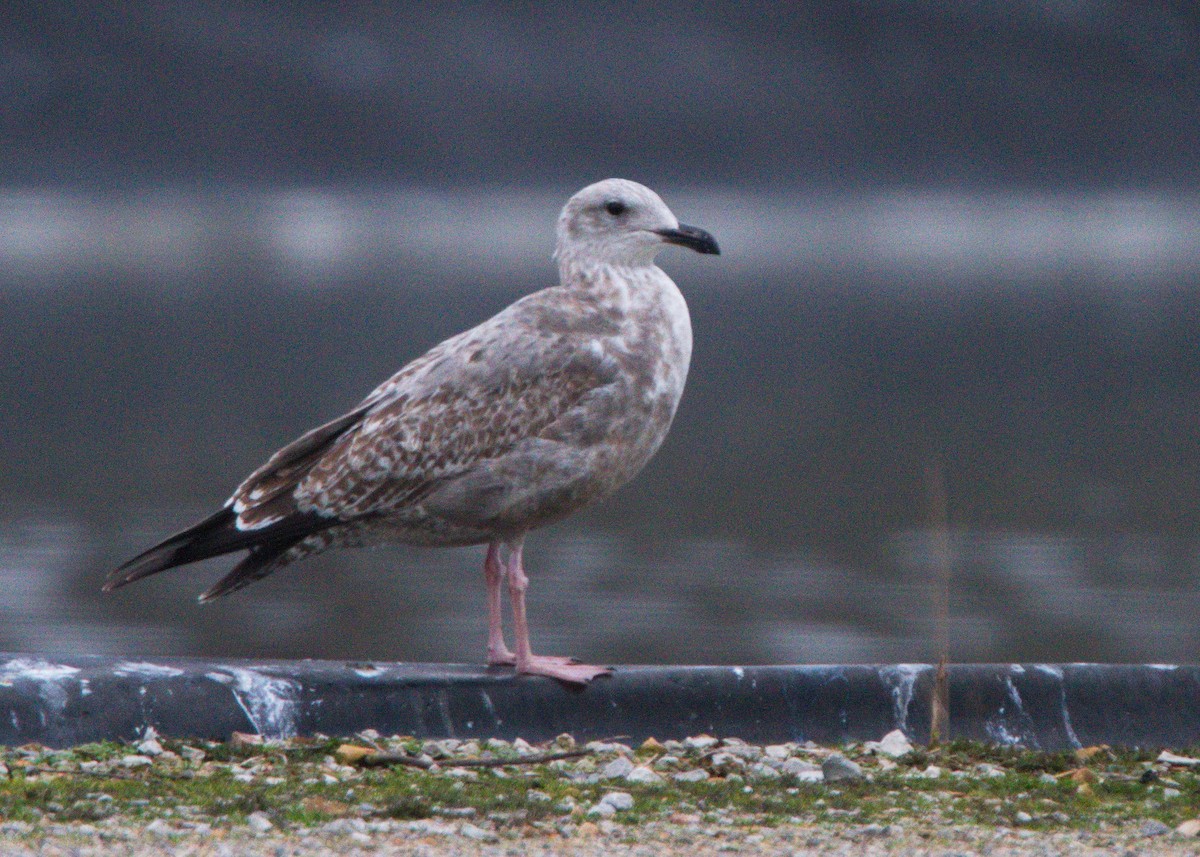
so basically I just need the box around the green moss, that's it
[0,737,1195,836]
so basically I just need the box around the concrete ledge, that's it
[0,656,1196,749]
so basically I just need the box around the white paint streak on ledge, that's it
[205,667,301,739]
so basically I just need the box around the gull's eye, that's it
[604,200,627,217]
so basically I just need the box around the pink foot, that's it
[517,656,613,684]
[487,647,516,666]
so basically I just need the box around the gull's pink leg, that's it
[484,542,515,665]
[505,536,612,684]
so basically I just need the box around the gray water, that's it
[4,190,1200,667]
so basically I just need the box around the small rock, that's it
[1014,811,1033,824]
[764,744,791,760]
[1164,788,1183,799]
[748,763,781,780]
[1158,750,1200,766]
[1038,772,1058,785]
[1140,819,1173,837]
[526,789,551,803]
[685,735,719,751]
[136,738,164,757]
[706,752,745,776]
[822,754,863,783]
[781,758,822,777]
[602,756,634,779]
[246,812,273,834]
[460,823,498,842]
[119,755,153,768]
[624,766,663,785]
[639,737,664,753]
[600,791,634,811]
[143,819,177,838]
[1176,819,1200,836]
[867,729,914,758]
[179,745,205,763]
[673,769,709,783]
[586,802,616,818]
[512,737,536,755]
[976,763,1006,778]
[859,823,891,837]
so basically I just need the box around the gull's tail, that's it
[103,507,331,601]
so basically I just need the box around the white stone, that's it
[143,820,177,838]
[624,766,663,785]
[764,744,791,760]
[136,738,164,757]
[673,769,709,783]
[586,802,616,818]
[460,823,498,841]
[868,729,914,758]
[749,763,781,780]
[781,758,821,776]
[600,791,634,811]
[247,812,274,833]
[684,735,719,750]
[119,755,153,768]
[821,754,864,783]
[1157,751,1200,766]
[602,756,635,779]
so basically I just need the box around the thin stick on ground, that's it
[359,749,592,769]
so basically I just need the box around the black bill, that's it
[656,223,720,255]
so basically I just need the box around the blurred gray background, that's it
[3,1,1200,666]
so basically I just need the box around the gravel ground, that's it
[3,730,1200,855]
[2,822,1200,856]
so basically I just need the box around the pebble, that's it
[866,729,914,758]
[673,769,709,783]
[1177,818,1200,836]
[247,812,274,834]
[460,822,499,841]
[587,802,616,818]
[1140,819,1173,837]
[603,756,635,779]
[684,735,719,750]
[600,791,634,811]
[822,754,864,783]
[781,758,823,778]
[625,766,664,785]
[119,755,154,768]
[136,738,164,756]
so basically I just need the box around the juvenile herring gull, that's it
[104,178,720,684]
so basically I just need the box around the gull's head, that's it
[555,178,719,271]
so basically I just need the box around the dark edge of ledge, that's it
[0,655,1195,750]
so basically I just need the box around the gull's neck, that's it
[557,253,663,292]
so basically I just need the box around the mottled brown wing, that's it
[293,342,616,520]
[227,404,374,528]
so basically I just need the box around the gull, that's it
[104,178,720,684]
